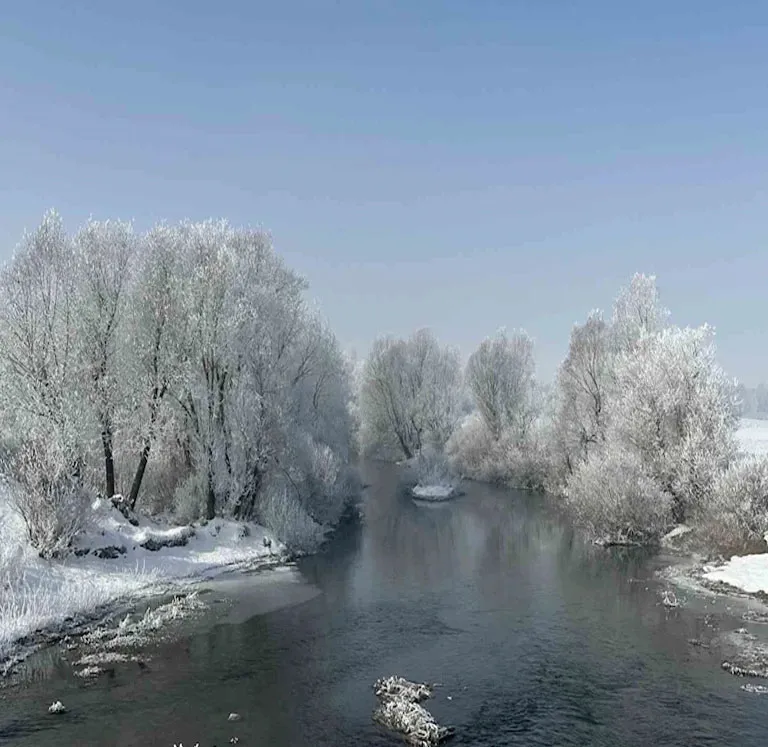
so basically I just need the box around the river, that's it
[1,461,767,746]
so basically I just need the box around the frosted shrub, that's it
[410,447,459,490]
[447,416,493,479]
[564,446,672,544]
[698,456,768,553]
[259,483,325,554]
[172,473,206,525]
[447,416,548,490]
[7,441,88,558]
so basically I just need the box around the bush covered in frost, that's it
[697,456,768,554]
[564,445,673,544]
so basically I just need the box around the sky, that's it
[1,1,767,384]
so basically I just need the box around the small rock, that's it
[228,712,241,722]
[48,700,67,714]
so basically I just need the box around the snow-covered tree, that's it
[0,212,90,555]
[360,329,462,459]
[554,311,612,474]
[609,325,739,523]
[73,219,136,499]
[465,329,535,442]
[611,273,669,354]
[125,224,188,509]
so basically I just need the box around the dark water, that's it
[2,461,768,746]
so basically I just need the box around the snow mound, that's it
[411,485,456,500]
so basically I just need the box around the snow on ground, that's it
[704,554,768,595]
[736,418,768,456]
[0,493,282,667]
[411,484,455,500]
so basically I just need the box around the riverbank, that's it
[0,494,287,676]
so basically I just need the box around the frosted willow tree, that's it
[611,273,669,354]
[125,224,188,510]
[465,329,535,442]
[554,311,612,474]
[360,329,462,459]
[0,212,88,555]
[560,274,741,542]
[609,325,739,523]
[74,220,136,499]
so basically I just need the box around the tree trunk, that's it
[233,466,263,521]
[128,437,151,511]
[101,422,115,498]
[127,385,167,511]
[205,442,216,520]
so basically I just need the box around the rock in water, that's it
[372,675,455,746]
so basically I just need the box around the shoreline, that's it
[0,547,293,680]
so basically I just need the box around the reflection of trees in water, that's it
[352,466,575,608]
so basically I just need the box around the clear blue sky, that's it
[1,1,767,384]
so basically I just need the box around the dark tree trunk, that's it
[205,441,216,520]
[233,466,263,521]
[128,438,151,511]
[101,422,115,498]
[127,384,167,511]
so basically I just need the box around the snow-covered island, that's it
[410,484,459,501]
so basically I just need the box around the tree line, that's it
[358,274,765,552]
[0,212,356,556]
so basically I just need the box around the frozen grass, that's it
[0,491,282,669]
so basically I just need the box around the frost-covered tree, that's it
[609,325,739,523]
[74,219,136,499]
[554,311,612,474]
[360,329,462,459]
[0,212,90,555]
[465,329,535,442]
[125,224,188,509]
[611,273,669,354]
[0,212,80,441]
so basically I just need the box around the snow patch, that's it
[412,484,456,500]
[704,554,768,595]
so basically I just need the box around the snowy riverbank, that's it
[0,494,284,672]
[689,418,768,597]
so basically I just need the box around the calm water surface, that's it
[1,461,767,746]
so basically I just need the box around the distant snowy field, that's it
[0,494,281,668]
[735,418,768,456]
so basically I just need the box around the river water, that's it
[1,461,767,746]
